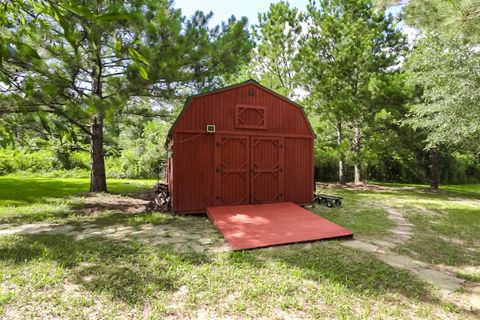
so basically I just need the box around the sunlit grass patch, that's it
[0,178,478,318]
[456,271,480,282]
[0,176,155,205]
[0,176,156,224]
[0,233,453,319]
[311,202,394,237]
[395,234,480,266]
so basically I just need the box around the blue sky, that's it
[174,0,403,26]
[174,0,309,26]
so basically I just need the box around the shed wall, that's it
[174,84,312,136]
[171,133,214,212]
[169,82,314,213]
[284,137,314,204]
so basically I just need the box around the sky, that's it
[174,0,308,26]
[174,0,403,27]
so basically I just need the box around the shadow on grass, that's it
[0,178,159,225]
[0,207,74,225]
[0,233,431,304]
[69,211,207,230]
[0,177,153,206]
[0,233,209,305]
[242,242,434,301]
[328,184,480,202]
[396,234,480,267]
[1,234,475,316]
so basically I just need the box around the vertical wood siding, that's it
[175,84,312,136]
[284,138,314,204]
[169,82,314,213]
[172,133,214,212]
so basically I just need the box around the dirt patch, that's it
[447,197,480,206]
[75,192,153,215]
[412,204,441,216]
[321,182,417,192]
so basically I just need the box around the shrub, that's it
[0,148,54,175]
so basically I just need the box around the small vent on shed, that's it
[248,88,255,96]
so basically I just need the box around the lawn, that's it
[0,176,155,224]
[320,183,480,283]
[0,176,479,319]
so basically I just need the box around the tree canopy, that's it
[1,0,252,191]
[300,0,407,183]
[1,0,479,189]
[405,36,480,150]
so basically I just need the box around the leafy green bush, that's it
[441,153,480,184]
[0,148,54,175]
[109,120,168,179]
[0,147,90,177]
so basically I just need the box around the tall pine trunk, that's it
[89,50,107,192]
[353,119,362,184]
[336,119,346,185]
[430,148,439,190]
[90,117,107,192]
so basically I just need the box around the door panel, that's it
[214,135,249,205]
[251,137,284,203]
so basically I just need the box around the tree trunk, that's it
[336,119,346,185]
[89,50,107,192]
[430,148,439,190]
[90,117,107,192]
[353,119,362,184]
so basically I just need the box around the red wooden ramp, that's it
[207,202,353,250]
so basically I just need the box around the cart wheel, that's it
[327,200,334,208]
[314,196,320,204]
[320,197,327,205]
[335,199,342,206]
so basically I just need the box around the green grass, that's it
[0,233,452,319]
[396,234,480,266]
[0,175,154,206]
[312,182,480,275]
[456,271,480,282]
[441,184,480,199]
[311,190,394,237]
[0,176,156,224]
[0,176,479,318]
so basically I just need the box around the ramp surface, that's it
[207,202,353,250]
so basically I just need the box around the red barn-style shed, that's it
[166,80,315,213]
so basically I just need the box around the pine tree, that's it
[0,0,252,192]
[300,0,406,184]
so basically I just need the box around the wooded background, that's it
[1,0,479,190]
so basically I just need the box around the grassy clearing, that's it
[0,233,461,319]
[382,187,480,270]
[317,182,480,279]
[311,187,394,237]
[0,177,479,318]
[0,176,155,224]
[441,184,480,199]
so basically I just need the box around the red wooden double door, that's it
[214,134,284,206]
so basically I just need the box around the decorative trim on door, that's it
[250,137,284,204]
[214,135,250,206]
[235,105,267,129]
